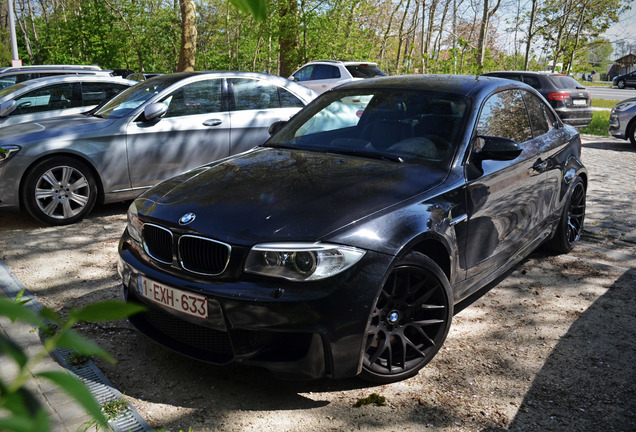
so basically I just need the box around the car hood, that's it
[136,148,449,245]
[0,114,114,142]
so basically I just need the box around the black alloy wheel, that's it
[546,177,586,254]
[22,157,98,225]
[361,252,452,383]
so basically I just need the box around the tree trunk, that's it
[177,0,197,71]
[278,0,298,77]
[523,0,537,70]
[477,0,501,71]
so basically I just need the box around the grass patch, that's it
[591,99,620,109]
[580,110,610,136]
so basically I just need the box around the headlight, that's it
[615,101,636,111]
[0,145,20,164]
[244,243,366,281]
[127,201,143,243]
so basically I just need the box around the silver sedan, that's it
[0,74,135,128]
[0,72,318,225]
[609,97,636,146]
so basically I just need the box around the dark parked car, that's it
[0,72,317,225]
[118,75,587,383]
[612,71,636,89]
[609,97,636,145]
[482,71,592,129]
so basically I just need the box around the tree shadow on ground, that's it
[482,268,636,432]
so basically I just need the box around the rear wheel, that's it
[546,177,586,254]
[22,157,98,225]
[361,252,453,383]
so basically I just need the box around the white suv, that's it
[289,60,386,93]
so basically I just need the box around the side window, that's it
[161,79,222,118]
[293,66,313,82]
[522,76,541,89]
[80,82,128,107]
[476,90,532,144]
[14,83,74,115]
[231,78,281,110]
[313,65,340,80]
[279,88,304,108]
[523,91,552,137]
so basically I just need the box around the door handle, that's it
[203,119,222,126]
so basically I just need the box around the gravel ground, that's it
[0,135,635,432]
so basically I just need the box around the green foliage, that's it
[0,292,145,431]
[580,110,611,136]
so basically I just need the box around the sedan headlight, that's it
[0,145,20,164]
[127,201,143,243]
[244,243,366,281]
[614,101,636,111]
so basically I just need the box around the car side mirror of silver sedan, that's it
[475,135,523,161]
[0,100,17,118]
[143,103,168,122]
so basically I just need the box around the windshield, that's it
[548,75,584,90]
[267,89,468,168]
[0,83,26,99]
[93,74,185,119]
[345,64,386,79]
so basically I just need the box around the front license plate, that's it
[572,99,587,106]
[137,275,208,320]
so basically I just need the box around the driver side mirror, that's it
[142,103,168,122]
[0,100,17,118]
[474,135,522,161]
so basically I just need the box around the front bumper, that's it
[118,231,393,379]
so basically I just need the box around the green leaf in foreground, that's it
[229,0,267,20]
[0,298,43,326]
[0,332,28,368]
[70,301,145,323]
[55,329,115,364]
[36,371,108,429]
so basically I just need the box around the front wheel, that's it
[361,252,453,383]
[617,79,626,89]
[628,121,636,147]
[22,157,98,225]
[545,177,586,254]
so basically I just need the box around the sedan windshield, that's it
[93,74,185,119]
[267,89,468,167]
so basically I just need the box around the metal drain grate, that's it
[1,259,151,432]
[52,347,152,432]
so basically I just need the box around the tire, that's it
[628,121,636,147]
[361,252,453,383]
[546,177,586,254]
[617,80,626,89]
[22,157,98,225]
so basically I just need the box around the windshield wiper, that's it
[328,149,404,163]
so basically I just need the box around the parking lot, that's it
[1,135,635,432]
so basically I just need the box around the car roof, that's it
[305,60,380,66]
[332,74,524,98]
[0,65,104,72]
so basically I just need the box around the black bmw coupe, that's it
[118,75,587,383]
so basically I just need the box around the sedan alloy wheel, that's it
[22,157,97,225]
